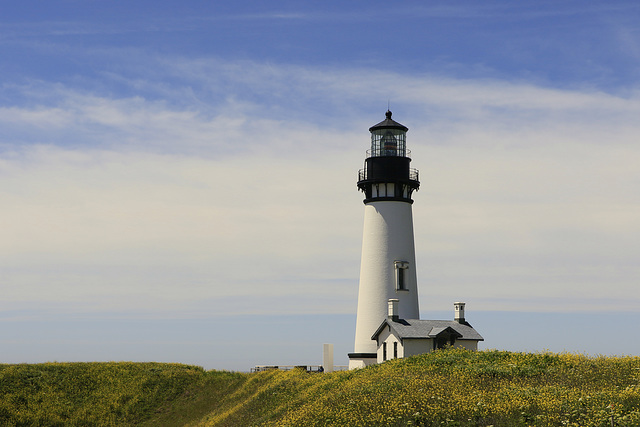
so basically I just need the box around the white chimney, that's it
[388,299,399,321]
[454,302,466,323]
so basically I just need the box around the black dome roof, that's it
[369,110,408,132]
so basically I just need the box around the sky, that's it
[1,1,639,371]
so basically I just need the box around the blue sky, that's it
[1,1,639,370]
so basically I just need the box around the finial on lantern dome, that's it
[385,110,392,119]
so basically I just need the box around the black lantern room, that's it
[357,111,420,204]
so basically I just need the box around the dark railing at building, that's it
[366,148,411,158]
[358,167,419,182]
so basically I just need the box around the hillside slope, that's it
[2,350,639,426]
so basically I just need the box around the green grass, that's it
[2,350,640,426]
[0,362,216,426]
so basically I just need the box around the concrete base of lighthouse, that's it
[347,353,377,369]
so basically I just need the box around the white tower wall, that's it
[351,200,420,365]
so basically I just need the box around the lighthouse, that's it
[348,111,421,369]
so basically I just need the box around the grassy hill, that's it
[1,349,639,426]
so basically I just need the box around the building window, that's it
[383,342,387,361]
[393,341,398,359]
[397,267,405,290]
[395,261,409,291]
[436,334,456,350]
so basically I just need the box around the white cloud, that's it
[1,60,639,319]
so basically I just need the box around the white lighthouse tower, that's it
[348,111,421,369]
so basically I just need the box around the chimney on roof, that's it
[388,299,399,322]
[454,302,466,323]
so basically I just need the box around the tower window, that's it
[394,261,409,291]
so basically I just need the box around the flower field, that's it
[199,349,640,426]
[1,349,639,426]
[257,349,640,427]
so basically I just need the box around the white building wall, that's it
[455,340,479,351]
[375,327,405,363]
[403,339,434,357]
[403,338,478,356]
[353,201,420,357]
[373,329,481,364]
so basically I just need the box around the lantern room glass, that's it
[370,129,406,157]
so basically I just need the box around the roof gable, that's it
[429,326,463,339]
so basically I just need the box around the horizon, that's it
[1,1,639,371]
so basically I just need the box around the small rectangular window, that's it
[386,183,394,197]
[383,342,387,361]
[393,342,398,359]
[394,261,409,291]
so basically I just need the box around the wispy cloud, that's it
[1,57,639,319]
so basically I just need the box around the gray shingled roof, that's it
[372,318,484,341]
